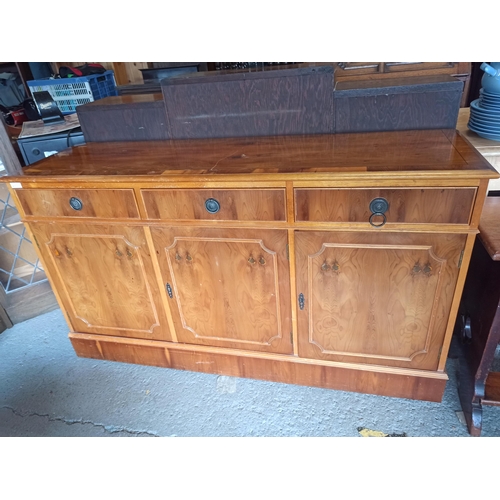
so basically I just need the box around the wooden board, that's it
[334,75,462,133]
[161,66,334,139]
[77,94,170,142]
[70,332,448,402]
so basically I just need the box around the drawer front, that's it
[294,188,476,225]
[142,189,286,221]
[16,189,140,219]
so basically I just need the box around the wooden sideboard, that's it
[2,130,497,402]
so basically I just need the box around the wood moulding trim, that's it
[469,179,490,229]
[143,227,178,343]
[288,228,299,356]
[17,216,478,235]
[17,221,75,330]
[68,332,448,380]
[292,222,476,234]
[3,170,498,186]
[12,178,485,190]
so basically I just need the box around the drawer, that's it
[15,189,140,219]
[142,189,287,221]
[294,188,476,225]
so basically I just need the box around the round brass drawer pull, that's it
[369,197,389,214]
[69,197,83,211]
[205,198,220,214]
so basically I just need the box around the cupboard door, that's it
[295,231,466,370]
[151,226,293,354]
[29,222,172,341]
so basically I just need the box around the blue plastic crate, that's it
[27,70,118,115]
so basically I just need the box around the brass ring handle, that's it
[369,212,387,227]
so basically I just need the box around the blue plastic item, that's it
[480,63,500,95]
[27,70,117,114]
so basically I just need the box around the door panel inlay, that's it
[46,233,160,333]
[306,243,446,361]
[165,237,282,345]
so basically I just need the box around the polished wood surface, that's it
[296,231,465,370]
[2,129,497,402]
[4,130,498,182]
[294,188,476,224]
[16,188,140,219]
[69,333,448,402]
[478,197,500,261]
[150,226,292,354]
[142,189,286,221]
[29,222,173,341]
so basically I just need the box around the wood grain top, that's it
[3,129,499,183]
[479,197,500,260]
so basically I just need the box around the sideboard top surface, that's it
[4,129,498,183]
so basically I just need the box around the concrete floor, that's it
[1,308,500,437]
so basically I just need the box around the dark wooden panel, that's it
[454,237,500,435]
[77,94,170,142]
[295,188,476,224]
[161,66,334,139]
[334,76,463,133]
[484,371,500,405]
[142,189,286,221]
[69,333,448,402]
